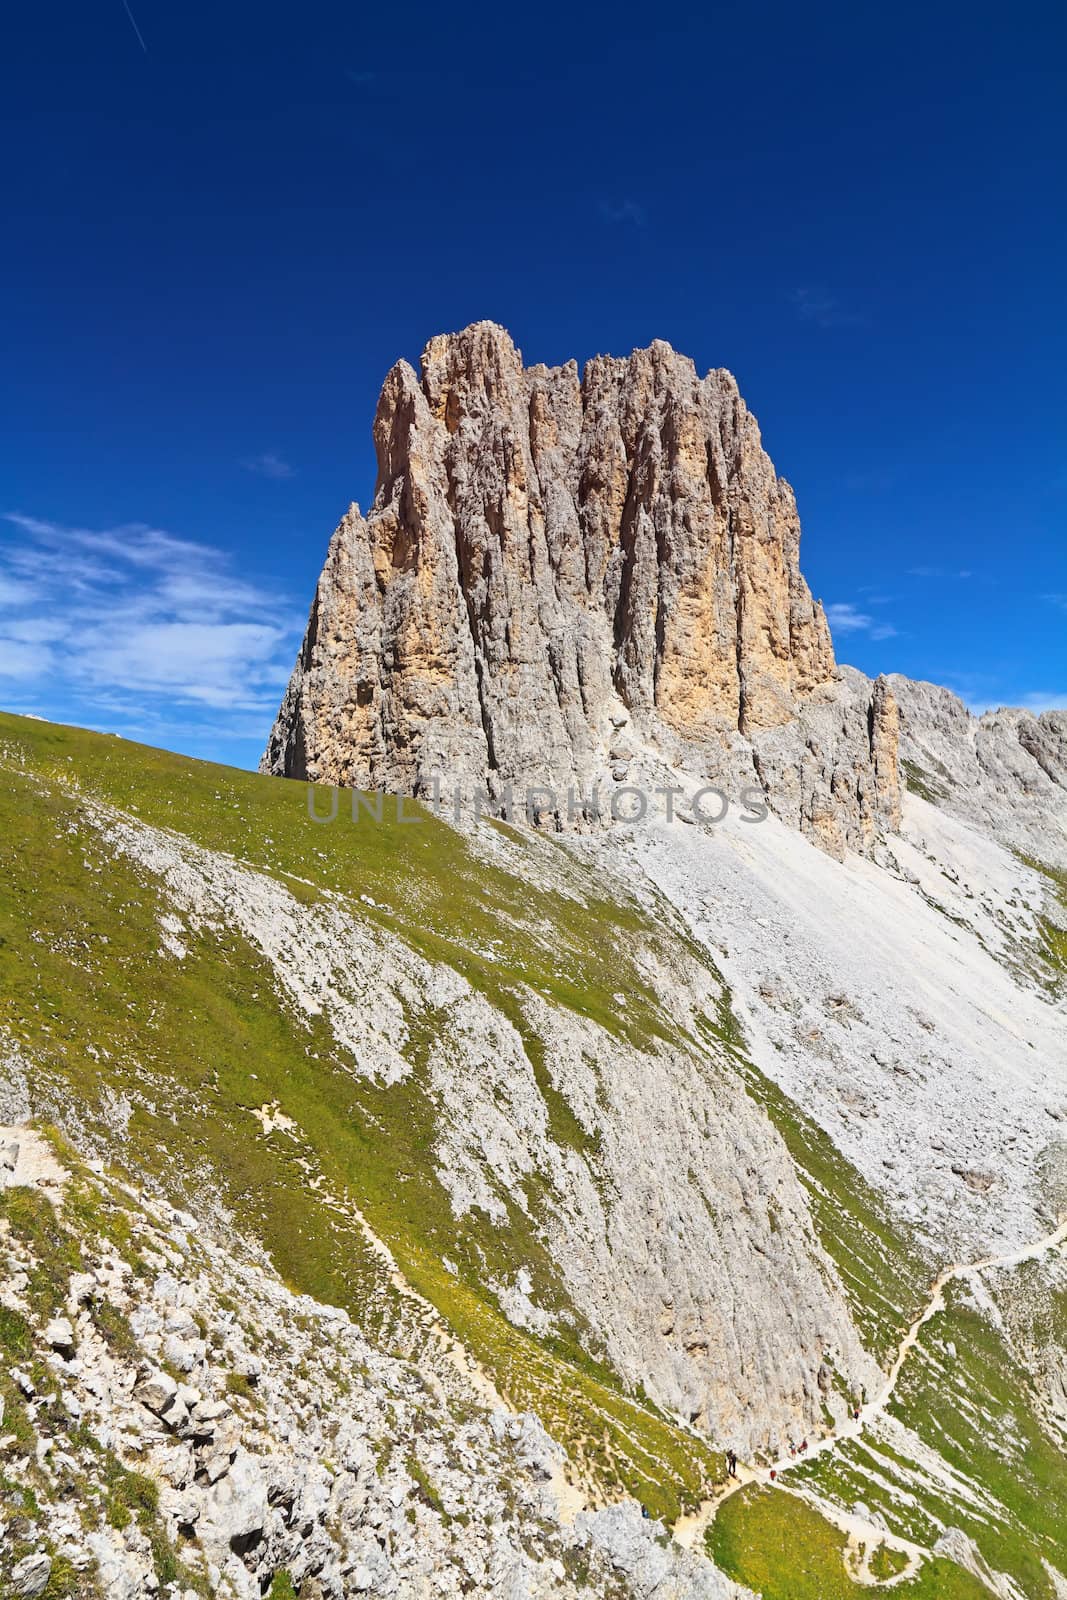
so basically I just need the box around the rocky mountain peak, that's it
[263,323,900,856]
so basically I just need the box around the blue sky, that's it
[2,0,1064,768]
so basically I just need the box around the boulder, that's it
[198,1446,268,1560]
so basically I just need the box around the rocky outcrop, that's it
[0,1128,755,1600]
[263,322,900,855]
[889,676,1067,869]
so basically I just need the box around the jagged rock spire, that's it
[263,322,900,855]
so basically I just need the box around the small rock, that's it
[45,1316,76,1358]
[60,1388,83,1419]
[191,1398,233,1428]
[10,1552,51,1598]
[162,1335,197,1375]
[68,1273,96,1307]
[133,1366,179,1418]
[198,1447,267,1558]
[950,1164,996,1193]
[229,1350,262,1382]
[201,1449,235,1485]
[1,1141,20,1185]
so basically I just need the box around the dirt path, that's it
[0,1123,69,1197]
[674,1214,1067,1577]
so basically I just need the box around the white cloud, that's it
[961,690,1066,717]
[0,573,38,608]
[824,602,898,642]
[1013,691,1067,715]
[0,638,55,681]
[825,602,871,632]
[0,617,72,645]
[241,452,295,480]
[600,198,646,227]
[81,621,291,709]
[0,513,302,744]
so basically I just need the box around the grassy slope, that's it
[786,1273,1067,1599]
[695,958,1067,1596]
[725,1000,1067,1595]
[6,710,1058,1591]
[0,711,722,1519]
[708,1487,991,1600]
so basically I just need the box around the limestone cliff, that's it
[889,674,1067,869]
[263,323,900,856]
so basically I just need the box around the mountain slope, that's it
[3,708,1065,1597]
[0,709,881,1594]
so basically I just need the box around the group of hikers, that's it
[724,1427,840,1483]
[640,1391,873,1519]
[724,1436,808,1480]
[721,1385,869,1486]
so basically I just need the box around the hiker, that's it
[641,1504,651,1520]
[769,1468,777,1481]
[788,1439,796,1458]
[726,1449,738,1478]
[799,1438,808,1454]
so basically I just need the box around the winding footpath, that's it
[674,1215,1067,1584]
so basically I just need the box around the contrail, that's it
[121,0,148,53]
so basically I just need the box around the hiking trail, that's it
[673,1214,1067,1583]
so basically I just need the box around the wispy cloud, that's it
[1015,691,1067,713]
[121,0,148,54]
[942,669,1065,718]
[1011,688,1067,713]
[600,198,646,227]
[908,565,973,580]
[0,513,302,745]
[963,690,1066,717]
[824,601,898,642]
[1042,593,1067,613]
[241,452,295,480]
[791,287,867,330]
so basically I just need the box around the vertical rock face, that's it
[263,322,900,853]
